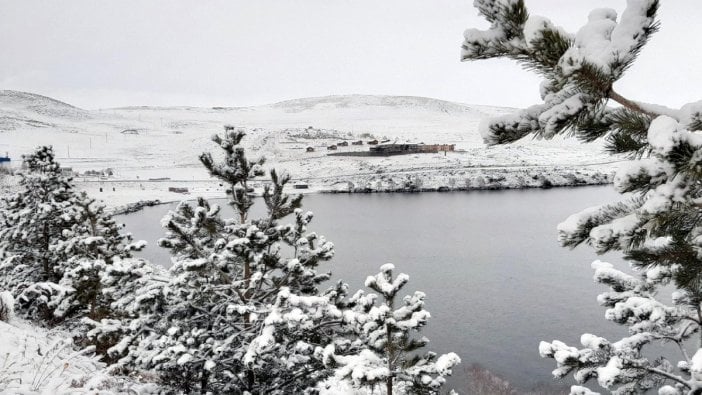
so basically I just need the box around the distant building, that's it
[0,153,10,167]
[352,140,363,145]
[337,141,349,147]
[369,143,455,156]
[293,182,309,189]
[168,187,189,193]
[60,167,73,176]
[368,139,379,145]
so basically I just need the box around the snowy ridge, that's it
[0,90,90,120]
[265,94,506,115]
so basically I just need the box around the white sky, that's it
[1,0,700,109]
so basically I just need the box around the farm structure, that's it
[369,143,455,156]
[0,153,10,167]
[327,143,456,157]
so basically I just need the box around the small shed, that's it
[0,153,10,167]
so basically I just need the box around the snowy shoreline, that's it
[102,166,613,214]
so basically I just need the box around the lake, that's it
[118,186,633,393]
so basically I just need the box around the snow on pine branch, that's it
[463,0,661,145]
[540,260,700,394]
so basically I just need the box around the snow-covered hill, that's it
[0,90,619,207]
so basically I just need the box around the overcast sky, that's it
[1,1,700,109]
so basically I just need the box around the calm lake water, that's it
[119,186,633,392]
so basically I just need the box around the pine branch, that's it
[610,89,659,118]
[643,366,689,388]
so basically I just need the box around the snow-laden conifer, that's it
[0,147,150,340]
[129,126,340,394]
[51,191,146,323]
[0,147,75,294]
[464,1,702,393]
[323,264,460,394]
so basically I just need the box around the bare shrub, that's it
[0,291,14,322]
[465,364,570,395]
[465,364,516,395]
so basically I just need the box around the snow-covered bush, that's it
[463,0,702,393]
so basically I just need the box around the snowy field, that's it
[0,90,620,208]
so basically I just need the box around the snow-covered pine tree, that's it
[158,196,224,262]
[463,0,702,393]
[0,146,79,321]
[323,264,460,394]
[0,145,151,348]
[134,126,338,394]
[50,191,146,323]
[81,256,168,362]
[0,146,74,285]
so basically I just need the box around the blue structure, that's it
[0,152,10,168]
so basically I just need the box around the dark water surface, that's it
[119,187,631,392]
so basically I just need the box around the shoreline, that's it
[110,177,613,216]
[4,161,617,214]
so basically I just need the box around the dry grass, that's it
[464,364,570,395]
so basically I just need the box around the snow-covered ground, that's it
[0,317,158,394]
[0,90,620,208]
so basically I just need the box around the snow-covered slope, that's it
[0,91,90,120]
[0,91,619,207]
